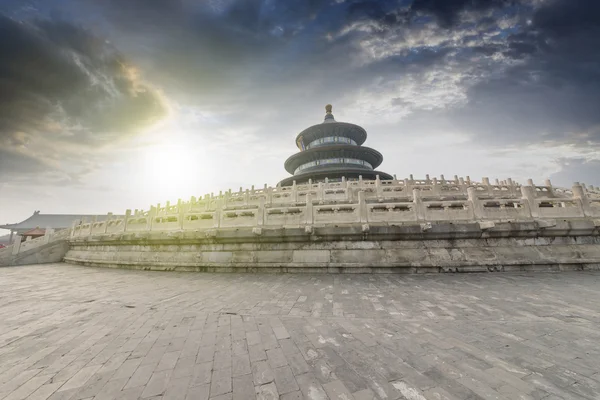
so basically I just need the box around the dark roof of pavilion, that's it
[295,122,368,148]
[21,227,46,236]
[0,212,125,231]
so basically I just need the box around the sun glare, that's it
[141,143,208,201]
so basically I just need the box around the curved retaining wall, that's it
[64,220,600,273]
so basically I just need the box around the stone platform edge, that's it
[64,220,600,273]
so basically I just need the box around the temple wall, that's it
[4,177,600,273]
[64,221,600,273]
[61,178,600,273]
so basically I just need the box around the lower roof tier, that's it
[278,167,393,186]
[284,144,384,174]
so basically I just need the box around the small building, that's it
[0,211,123,244]
[21,227,47,241]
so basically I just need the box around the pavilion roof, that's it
[21,227,46,236]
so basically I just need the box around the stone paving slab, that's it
[1,263,600,400]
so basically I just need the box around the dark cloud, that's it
[87,0,600,150]
[440,0,600,147]
[410,0,518,28]
[0,14,167,183]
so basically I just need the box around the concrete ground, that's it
[1,264,599,400]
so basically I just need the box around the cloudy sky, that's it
[1,0,599,232]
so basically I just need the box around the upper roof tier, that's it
[295,105,367,149]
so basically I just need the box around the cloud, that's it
[1,0,599,194]
[437,0,600,149]
[0,14,168,184]
[410,0,518,28]
[550,158,600,187]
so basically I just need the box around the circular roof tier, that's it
[278,168,393,186]
[295,122,367,149]
[284,145,384,174]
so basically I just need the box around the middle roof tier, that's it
[284,144,384,175]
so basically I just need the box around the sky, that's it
[1,0,600,233]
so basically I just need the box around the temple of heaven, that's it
[278,105,393,186]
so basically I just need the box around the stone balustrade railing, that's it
[70,177,600,239]
[0,227,71,262]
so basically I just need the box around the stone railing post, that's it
[358,190,368,223]
[345,178,353,201]
[482,177,491,195]
[89,216,96,236]
[467,187,483,219]
[305,193,313,225]
[403,178,411,194]
[105,213,112,233]
[506,178,515,195]
[572,183,591,217]
[147,207,156,231]
[12,235,22,255]
[413,188,425,221]
[520,186,538,218]
[432,177,439,195]
[44,226,54,244]
[213,199,222,228]
[178,199,184,230]
[71,220,78,238]
[257,197,265,226]
[292,181,298,203]
[318,182,324,202]
[375,175,382,198]
[123,210,131,232]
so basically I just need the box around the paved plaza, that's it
[1,264,600,400]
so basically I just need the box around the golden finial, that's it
[325,104,332,114]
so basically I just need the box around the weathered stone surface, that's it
[64,223,600,272]
[0,264,599,399]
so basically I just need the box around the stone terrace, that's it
[1,265,600,400]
